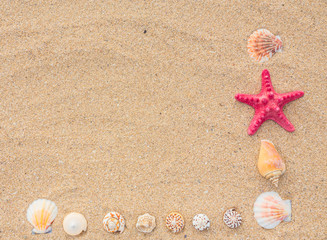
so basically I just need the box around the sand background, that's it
[0,0,326,239]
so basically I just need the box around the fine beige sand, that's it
[1,1,326,239]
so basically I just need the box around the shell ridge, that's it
[247,29,282,63]
[27,199,57,234]
[253,192,292,229]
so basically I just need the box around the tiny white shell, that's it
[63,212,87,236]
[103,212,125,233]
[27,199,58,234]
[136,213,156,233]
[253,191,291,229]
[192,214,210,231]
[223,208,242,229]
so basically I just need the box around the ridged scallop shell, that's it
[103,212,125,233]
[136,213,156,233]
[253,192,292,229]
[26,199,58,234]
[223,208,242,229]
[258,140,286,187]
[63,212,87,236]
[192,214,210,231]
[166,212,184,233]
[247,29,282,63]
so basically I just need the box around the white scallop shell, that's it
[103,212,125,233]
[136,213,156,233]
[253,191,292,229]
[26,199,58,234]
[166,212,184,233]
[223,208,242,229]
[192,214,210,231]
[63,212,87,236]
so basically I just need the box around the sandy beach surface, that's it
[1,1,326,239]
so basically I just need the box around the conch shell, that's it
[258,140,285,187]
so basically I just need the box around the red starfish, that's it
[235,69,304,135]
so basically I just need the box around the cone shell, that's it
[192,214,210,231]
[26,199,58,234]
[247,29,282,63]
[253,191,292,229]
[223,208,242,229]
[136,213,156,233]
[166,212,184,233]
[103,212,125,233]
[63,212,87,236]
[258,140,286,187]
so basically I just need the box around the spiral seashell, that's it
[192,214,210,231]
[253,191,291,229]
[258,140,286,187]
[63,212,87,236]
[166,212,184,233]
[136,213,156,233]
[103,212,125,233]
[247,29,282,63]
[26,199,58,234]
[223,208,242,229]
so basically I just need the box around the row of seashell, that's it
[26,140,290,235]
[27,192,291,235]
[26,200,242,235]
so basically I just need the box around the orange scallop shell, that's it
[247,29,282,63]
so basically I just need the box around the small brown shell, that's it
[223,208,242,229]
[166,212,184,233]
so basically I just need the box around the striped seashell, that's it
[223,208,242,229]
[166,212,184,233]
[26,199,58,234]
[192,214,210,231]
[247,29,282,63]
[103,212,125,233]
[253,192,291,229]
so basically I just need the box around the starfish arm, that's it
[247,110,266,135]
[271,112,295,132]
[278,91,304,106]
[235,94,260,107]
[261,69,275,93]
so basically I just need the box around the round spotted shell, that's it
[166,212,184,233]
[223,208,242,229]
[192,214,210,231]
